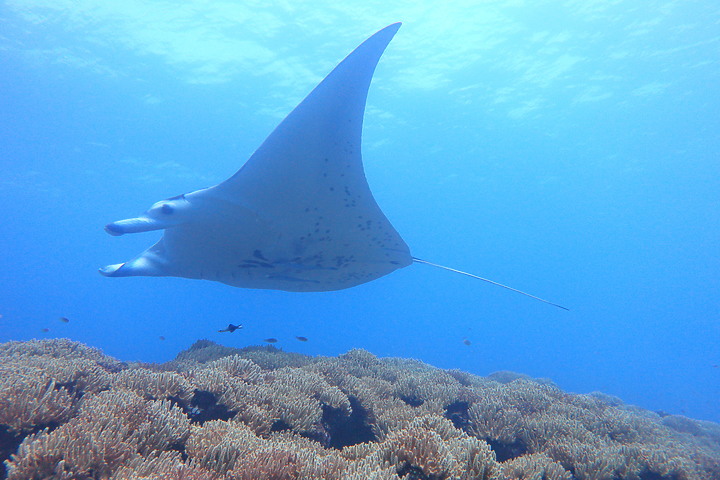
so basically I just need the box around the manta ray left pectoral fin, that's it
[412,257,569,310]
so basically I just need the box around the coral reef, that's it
[1,338,719,480]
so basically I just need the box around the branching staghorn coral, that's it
[172,340,310,370]
[207,355,264,383]
[463,378,720,479]
[186,357,353,442]
[185,420,258,475]
[386,358,468,408]
[0,338,124,371]
[501,452,572,480]
[185,420,345,479]
[111,451,216,480]
[0,343,116,435]
[112,368,195,403]
[6,389,190,480]
[0,363,77,433]
[358,415,498,480]
[2,338,719,480]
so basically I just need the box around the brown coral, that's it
[111,451,216,480]
[0,340,117,435]
[6,389,190,480]
[0,362,77,433]
[1,338,719,480]
[0,338,124,371]
[501,452,572,479]
[112,368,194,403]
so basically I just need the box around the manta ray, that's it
[101,23,566,310]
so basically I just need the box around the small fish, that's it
[295,336,308,342]
[59,317,70,323]
[41,328,50,333]
[462,338,471,346]
[218,323,242,333]
[159,336,166,341]
[263,338,278,343]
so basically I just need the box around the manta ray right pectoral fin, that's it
[412,258,569,310]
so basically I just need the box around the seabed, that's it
[1,338,719,480]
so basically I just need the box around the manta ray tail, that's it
[412,257,569,310]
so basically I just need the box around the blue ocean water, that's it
[0,1,718,424]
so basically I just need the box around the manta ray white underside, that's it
[100,23,566,309]
[102,23,410,292]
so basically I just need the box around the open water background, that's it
[1,1,718,422]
